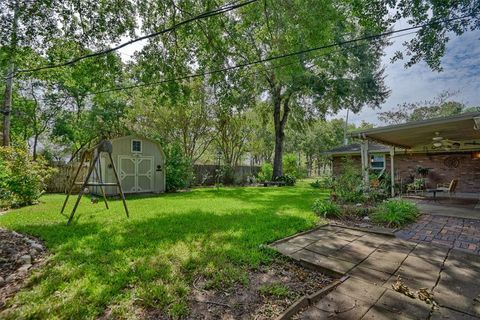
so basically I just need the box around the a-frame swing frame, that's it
[61,140,129,225]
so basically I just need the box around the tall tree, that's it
[391,0,480,71]
[377,91,478,125]
[217,0,390,178]
[0,0,137,146]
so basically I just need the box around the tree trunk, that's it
[33,133,39,161]
[2,64,14,147]
[272,91,290,179]
[2,1,18,147]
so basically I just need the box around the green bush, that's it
[372,199,419,228]
[333,159,365,204]
[276,174,296,186]
[257,163,273,182]
[283,153,299,178]
[312,199,341,218]
[310,176,333,189]
[0,146,55,208]
[310,179,322,188]
[164,144,193,192]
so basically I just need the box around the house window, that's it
[132,140,142,153]
[370,154,385,170]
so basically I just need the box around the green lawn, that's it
[0,181,327,319]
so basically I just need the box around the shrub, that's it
[312,199,341,218]
[310,179,322,188]
[333,159,365,204]
[310,176,333,189]
[257,163,273,182]
[283,153,299,178]
[164,144,193,192]
[276,174,296,186]
[0,146,55,208]
[372,199,419,228]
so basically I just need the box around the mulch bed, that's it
[0,228,47,310]
[190,260,332,319]
[144,259,333,320]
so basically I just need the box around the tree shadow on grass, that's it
[1,207,315,319]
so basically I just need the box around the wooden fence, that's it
[193,164,261,186]
[46,163,261,193]
[46,162,89,193]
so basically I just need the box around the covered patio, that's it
[350,112,480,200]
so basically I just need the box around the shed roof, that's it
[349,112,480,149]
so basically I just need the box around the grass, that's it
[0,180,328,319]
[371,199,419,228]
[258,283,292,298]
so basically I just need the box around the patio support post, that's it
[390,147,395,197]
[360,139,369,188]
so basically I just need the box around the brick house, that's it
[325,113,480,196]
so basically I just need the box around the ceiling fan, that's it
[431,132,461,150]
[464,141,480,146]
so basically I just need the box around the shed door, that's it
[118,155,154,193]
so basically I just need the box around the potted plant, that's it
[416,166,430,178]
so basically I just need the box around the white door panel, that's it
[118,155,154,193]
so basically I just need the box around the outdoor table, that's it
[426,188,444,200]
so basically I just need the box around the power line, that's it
[13,0,258,76]
[84,13,475,96]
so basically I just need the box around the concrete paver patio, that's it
[271,225,480,319]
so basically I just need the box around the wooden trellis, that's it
[61,140,129,225]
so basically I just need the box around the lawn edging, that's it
[329,222,397,237]
[268,223,330,247]
[274,275,349,320]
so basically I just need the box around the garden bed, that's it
[143,258,333,320]
[0,228,47,310]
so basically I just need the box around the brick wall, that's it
[332,152,480,193]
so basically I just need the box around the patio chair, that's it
[437,179,458,198]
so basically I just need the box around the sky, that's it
[118,20,480,127]
[335,29,480,126]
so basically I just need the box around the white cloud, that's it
[337,29,480,126]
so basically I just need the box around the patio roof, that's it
[322,142,389,156]
[349,112,480,149]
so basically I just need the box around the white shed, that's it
[92,136,166,195]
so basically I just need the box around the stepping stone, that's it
[434,272,480,317]
[307,290,371,319]
[348,266,391,286]
[305,238,351,256]
[361,305,415,320]
[291,249,356,275]
[431,307,480,320]
[271,241,303,255]
[379,240,416,251]
[286,235,319,247]
[375,289,431,319]
[332,241,377,264]
[359,249,408,274]
[384,255,443,290]
[334,277,386,304]
[409,242,450,262]
[357,235,389,248]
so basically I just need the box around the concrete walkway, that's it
[415,201,480,220]
[271,225,480,319]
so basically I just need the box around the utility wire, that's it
[0,30,419,116]
[13,0,258,76]
[83,13,475,96]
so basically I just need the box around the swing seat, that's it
[74,182,119,186]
